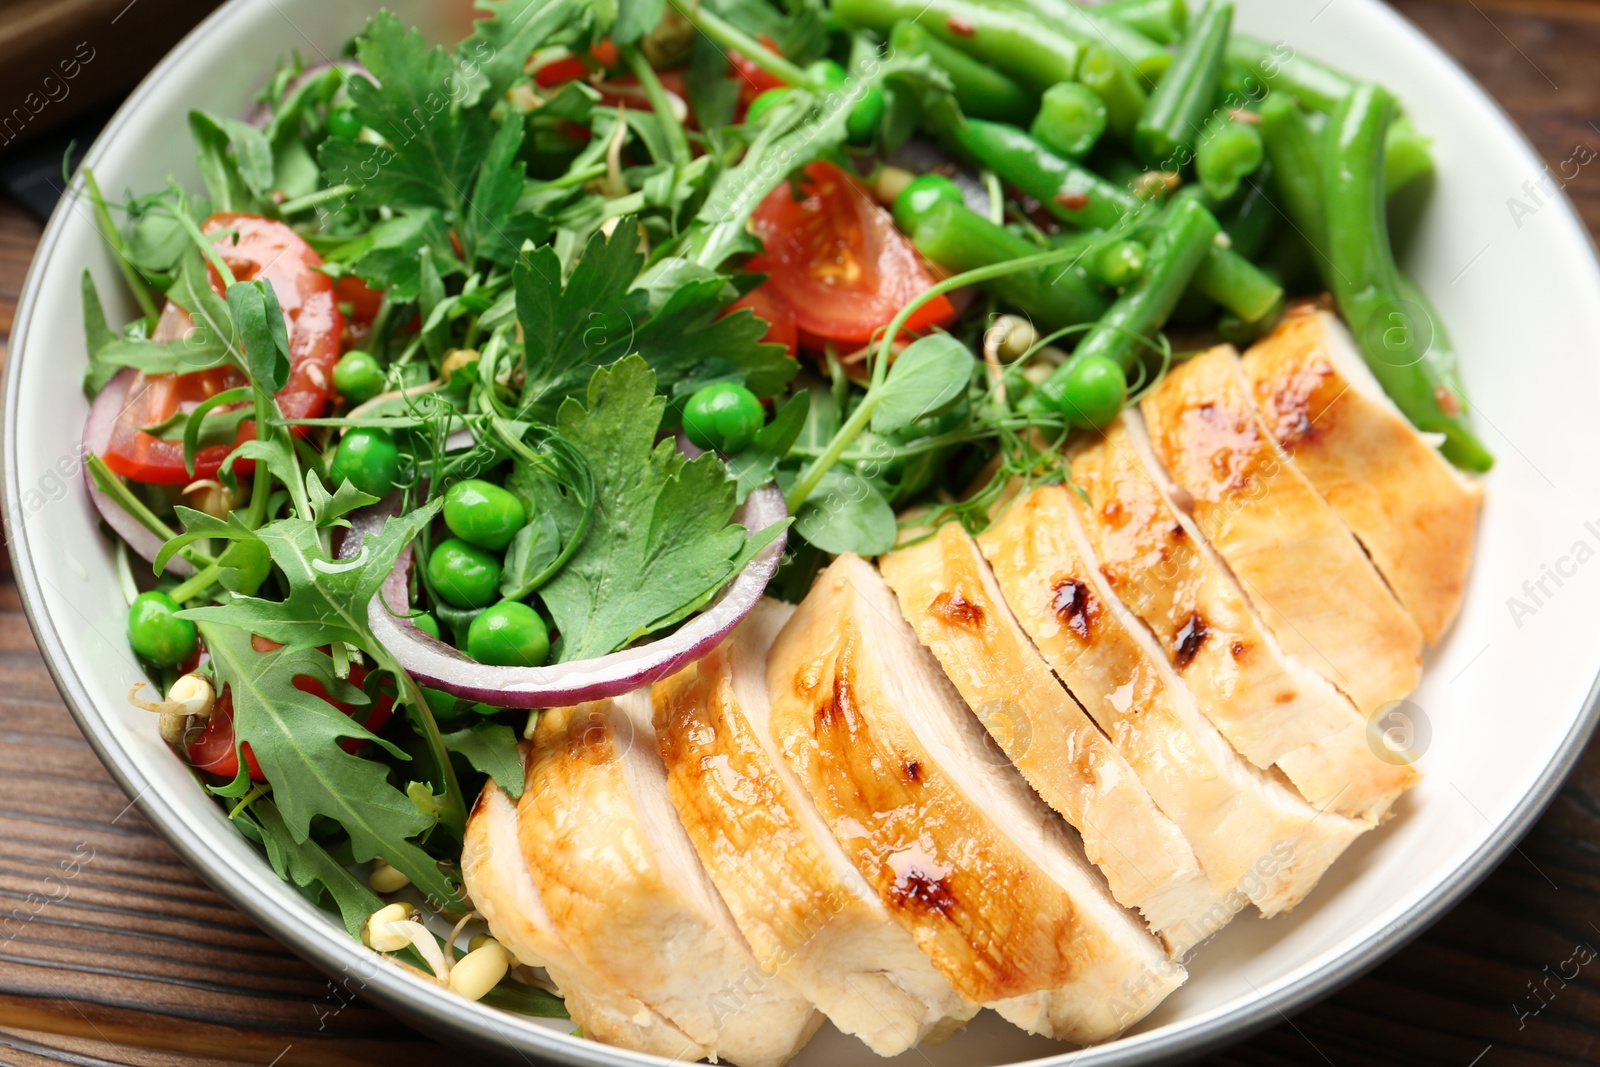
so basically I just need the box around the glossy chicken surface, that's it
[767,554,1183,1042]
[1241,310,1481,645]
[1141,346,1424,716]
[979,487,1368,919]
[880,523,1222,955]
[517,693,820,1067]
[462,784,703,1058]
[1068,416,1419,822]
[651,600,976,1055]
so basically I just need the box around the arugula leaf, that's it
[319,13,492,217]
[870,333,974,435]
[182,502,440,653]
[81,270,122,397]
[226,279,291,393]
[199,625,458,907]
[190,110,275,212]
[539,356,754,660]
[460,0,589,103]
[238,797,385,938]
[441,721,525,799]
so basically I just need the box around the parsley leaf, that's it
[539,356,776,660]
[198,625,459,907]
[460,0,589,102]
[325,209,464,302]
[319,13,491,218]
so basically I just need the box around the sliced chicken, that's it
[1240,309,1482,645]
[978,487,1369,919]
[652,600,977,1055]
[1140,345,1424,716]
[1067,417,1420,822]
[463,784,702,1059]
[880,524,1223,956]
[517,693,820,1067]
[767,555,1183,1043]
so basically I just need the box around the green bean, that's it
[1385,116,1433,196]
[970,0,1172,85]
[1196,116,1264,199]
[908,200,1110,330]
[1134,1,1233,166]
[1190,239,1281,321]
[888,21,1036,124]
[833,0,1080,92]
[1218,158,1279,260]
[1228,35,1355,114]
[1031,82,1108,159]
[943,116,1137,230]
[1078,44,1149,144]
[1258,91,1329,271]
[1037,197,1223,410]
[1094,0,1188,45]
[1323,83,1491,471]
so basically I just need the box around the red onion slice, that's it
[83,368,195,577]
[344,484,788,707]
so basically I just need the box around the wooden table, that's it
[1,2,1598,1064]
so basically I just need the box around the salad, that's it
[78,0,1487,1029]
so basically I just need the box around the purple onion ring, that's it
[83,368,195,577]
[342,484,788,707]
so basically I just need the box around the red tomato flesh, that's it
[751,163,955,350]
[100,214,344,485]
[722,285,798,357]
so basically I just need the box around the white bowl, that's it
[6,1,1599,1064]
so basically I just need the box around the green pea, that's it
[332,350,385,405]
[807,59,883,146]
[683,382,764,453]
[412,613,442,641]
[427,539,503,609]
[746,87,792,125]
[127,591,198,666]
[327,107,362,141]
[330,427,402,498]
[1055,353,1127,429]
[1092,240,1149,288]
[443,479,527,552]
[422,686,464,722]
[467,602,551,667]
[892,174,966,236]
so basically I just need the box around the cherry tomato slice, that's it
[732,35,788,105]
[186,662,395,783]
[722,283,799,357]
[100,214,344,485]
[534,40,621,86]
[751,162,956,349]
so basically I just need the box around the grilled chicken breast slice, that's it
[1240,309,1482,645]
[880,524,1222,956]
[652,600,977,1056]
[1068,417,1419,822]
[1140,345,1424,716]
[767,555,1183,1043]
[463,784,703,1059]
[979,487,1368,919]
[517,693,820,1067]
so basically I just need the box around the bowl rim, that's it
[6,0,1600,1064]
